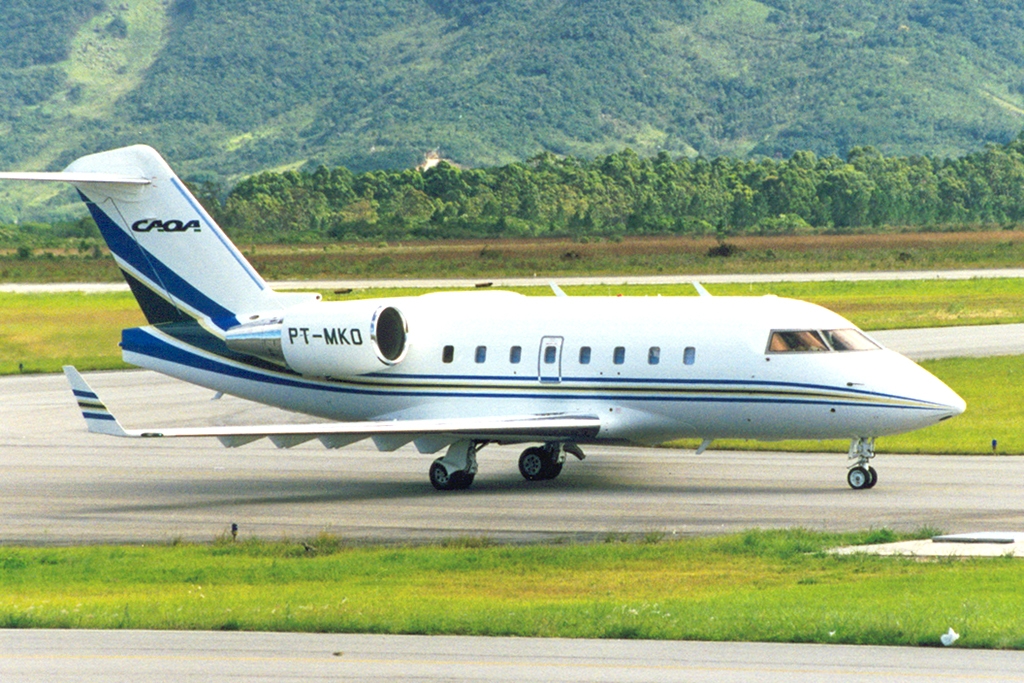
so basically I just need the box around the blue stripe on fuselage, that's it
[120,326,944,411]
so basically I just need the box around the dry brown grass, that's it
[3,229,1024,282]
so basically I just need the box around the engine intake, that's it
[372,305,408,364]
[226,302,409,377]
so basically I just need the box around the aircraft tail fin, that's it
[1,146,307,329]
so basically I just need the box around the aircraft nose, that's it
[914,362,965,419]
[873,351,966,426]
[940,383,967,417]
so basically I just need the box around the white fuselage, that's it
[124,290,965,446]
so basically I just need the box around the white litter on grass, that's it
[941,627,960,646]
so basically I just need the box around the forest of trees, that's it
[4,0,1024,196]
[206,135,1024,242]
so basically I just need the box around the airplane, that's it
[0,145,966,491]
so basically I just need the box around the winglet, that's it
[62,366,128,437]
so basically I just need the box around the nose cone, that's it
[935,379,967,418]
[855,350,966,435]
[892,353,966,425]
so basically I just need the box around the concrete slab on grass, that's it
[833,532,1024,558]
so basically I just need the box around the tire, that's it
[451,471,475,490]
[429,461,455,490]
[544,461,564,480]
[518,448,547,481]
[847,466,870,490]
[865,466,878,489]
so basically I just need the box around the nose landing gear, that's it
[847,437,878,490]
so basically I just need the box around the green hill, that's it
[2,0,1024,221]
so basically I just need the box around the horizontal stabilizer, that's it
[0,172,150,185]
[62,366,602,450]
[4,146,289,330]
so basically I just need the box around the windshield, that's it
[768,328,879,353]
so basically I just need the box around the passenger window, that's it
[579,346,591,364]
[544,345,557,364]
[475,346,487,363]
[510,346,522,363]
[613,346,625,365]
[442,345,454,363]
[684,346,696,365]
[648,347,660,365]
[767,330,830,353]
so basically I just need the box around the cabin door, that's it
[538,336,564,383]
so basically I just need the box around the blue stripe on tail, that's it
[80,190,239,328]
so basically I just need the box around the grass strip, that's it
[1,529,1022,649]
[0,292,142,374]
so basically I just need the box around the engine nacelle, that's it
[225,301,408,377]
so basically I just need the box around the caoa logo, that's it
[131,218,202,233]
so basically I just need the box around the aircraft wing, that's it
[64,366,601,453]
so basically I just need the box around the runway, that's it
[870,324,1024,360]
[3,630,1024,683]
[1,362,1023,546]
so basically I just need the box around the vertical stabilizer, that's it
[61,145,279,328]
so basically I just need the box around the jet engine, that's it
[225,301,409,377]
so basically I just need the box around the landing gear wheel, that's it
[847,437,877,490]
[451,471,475,490]
[518,447,548,481]
[429,462,475,491]
[865,466,878,489]
[545,461,563,480]
[429,461,456,490]
[429,441,480,491]
[847,465,871,490]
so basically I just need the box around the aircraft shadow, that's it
[80,472,838,516]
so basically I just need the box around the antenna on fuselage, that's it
[550,282,568,297]
[692,282,711,297]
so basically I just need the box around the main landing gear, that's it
[518,442,585,482]
[428,441,586,490]
[847,437,878,490]
[429,440,480,491]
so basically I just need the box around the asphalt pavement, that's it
[3,630,1023,683]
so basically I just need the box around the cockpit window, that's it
[767,328,880,353]
[821,329,880,351]
[768,330,830,353]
